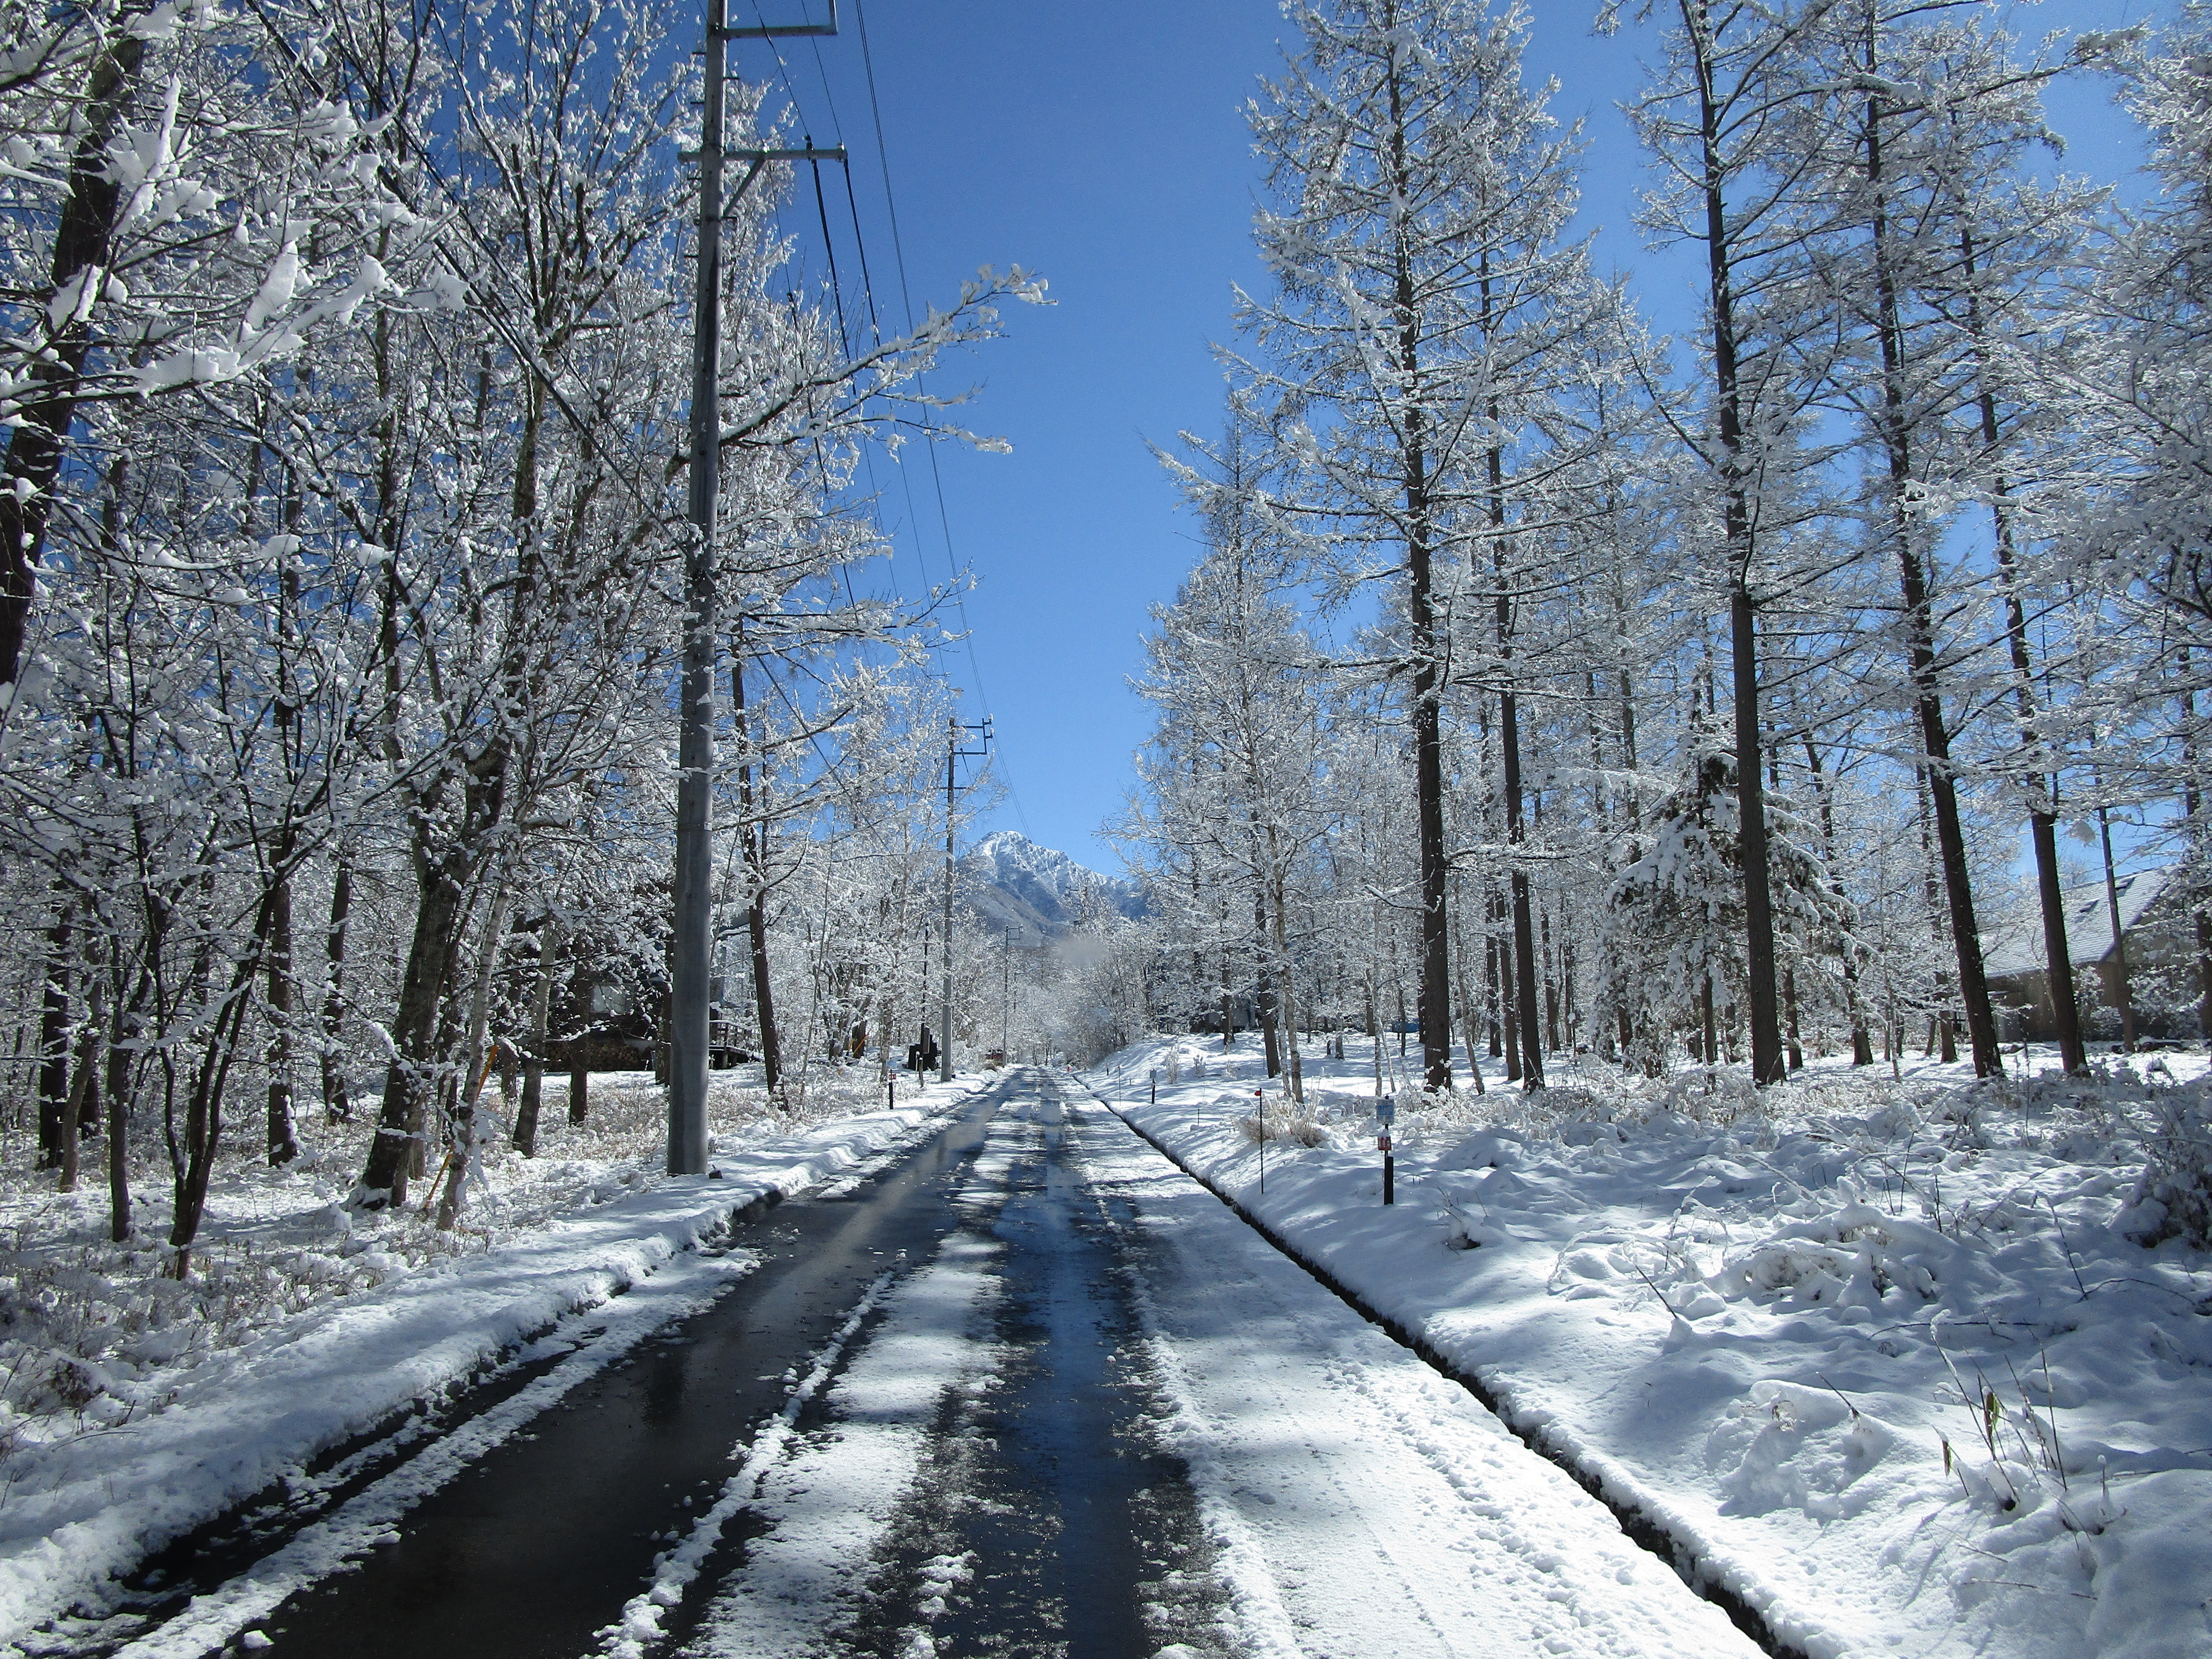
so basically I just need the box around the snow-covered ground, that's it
[0,1066,978,1651]
[11,1044,2203,1658]
[1086,1035,2212,1659]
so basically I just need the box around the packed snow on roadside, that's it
[1087,1034,2212,1659]
[0,1065,978,1650]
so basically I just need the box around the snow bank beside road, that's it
[0,1081,978,1652]
[1090,1037,2212,1659]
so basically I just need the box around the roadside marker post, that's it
[1377,1100,1395,1206]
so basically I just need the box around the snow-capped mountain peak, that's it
[960,831,1145,945]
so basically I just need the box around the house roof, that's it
[1982,863,2180,980]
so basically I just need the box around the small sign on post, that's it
[1376,1100,1395,1206]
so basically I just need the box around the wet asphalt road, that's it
[106,1070,1213,1659]
[821,1076,1219,1659]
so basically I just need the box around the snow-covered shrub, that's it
[1538,1085,1612,1125]
[1595,744,1855,1073]
[1650,1064,1765,1125]
[1237,1111,1331,1148]
[2115,1084,2212,1249]
[2076,967,2125,1041]
[1926,1080,1999,1150]
[1716,1203,1948,1304]
[0,1066,869,1453]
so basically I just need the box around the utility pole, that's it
[667,0,843,1175]
[2097,794,2136,1052]
[939,715,991,1082]
[1002,926,1011,1064]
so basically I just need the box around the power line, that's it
[852,0,1032,840]
[738,5,958,693]
[724,0,1032,841]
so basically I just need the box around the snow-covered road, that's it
[1075,1086,1759,1659]
[678,1072,1758,1659]
[86,1069,1761,1659]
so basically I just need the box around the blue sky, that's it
[739,0,2170,874]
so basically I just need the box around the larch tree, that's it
[1628,0,1852,1085]
[1237,0,1608,1090]
[1136,428,1332,1105]
[2058,3,2212,1038]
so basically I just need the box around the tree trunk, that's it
[1500,919,1521,1082]
[2197,906,2211,1046]
[2186,674,2212,1042]
[1501,717,1544,1089]
[515,913,560,1156]
[732,647,782,1094]
[569,1065,589,1124]
[358,441,508,1203]
[1960,227,2085,1075]
[1730,592,1785,1083]
[2098,802,2134,1050]
[1454,894,1486,1092]
[0,18,148,693]
[1612,623,1644,1069]
[358,842,476,1206]
[1485,896,1504,1057]
[424,930,469,1179]
[1898,600,1997,1071]
[58,978,102,1195]
[266,875,301,1164]
[1493,557,1546,1086]
[1681,0,1786,1086]
[1508,867,1543,1087]
[106,963,140,1242]
[1379,57,1453,1092]
[1863,55,2000,1077]
[320,853,353,1121]
[170,941,264,1276]
[438,881,513,1228]
[1265,851,1304,1105]
[1541,904,1561,1055]
[1365,973,1382,1096]
[1562,934,1578,1054]
[1258,909,1282,1080]
[37,903,72,1170]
